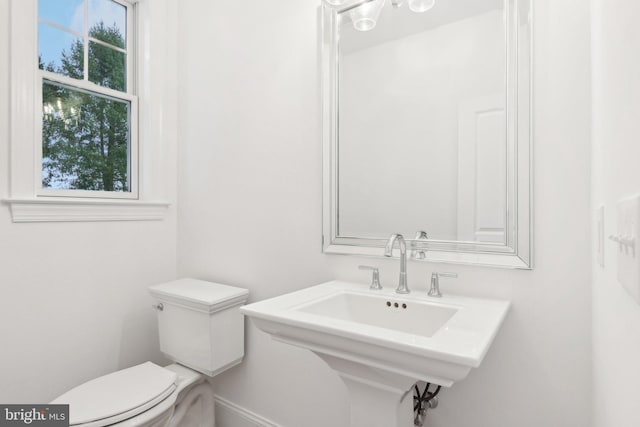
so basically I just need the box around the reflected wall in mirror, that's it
[322,0,532,268]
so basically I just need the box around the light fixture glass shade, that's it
[408,0,435,13]
[350,0,386,32]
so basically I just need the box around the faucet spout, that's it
[384,234,409,294]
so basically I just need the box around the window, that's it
[37,0,137,198]
[8,0,173,222]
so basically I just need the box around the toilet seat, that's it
[51,362,178,427]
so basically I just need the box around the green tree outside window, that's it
[41,23,129,192]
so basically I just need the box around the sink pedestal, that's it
[320,354,416,427]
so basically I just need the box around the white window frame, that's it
[6,0,175,222]
[37,0,138,199]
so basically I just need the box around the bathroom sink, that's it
[241,281,509,427]
[242,280,509,386]
[296,291,458,338]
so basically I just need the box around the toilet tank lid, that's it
[149,278,249,313]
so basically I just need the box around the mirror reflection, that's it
[337,0,506,243]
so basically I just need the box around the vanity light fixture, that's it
[324,0,437,32]
[408,0,436,13]
[350,0,386,31]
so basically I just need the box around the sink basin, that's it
[241,281,509,427]
[296,292,457,338]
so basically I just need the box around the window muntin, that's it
[37,0,136,198]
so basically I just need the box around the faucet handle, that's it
[434,272,458,279]
[359,265,382,290]
[428,272,458,297]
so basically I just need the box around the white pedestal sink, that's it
[241,281,509,427]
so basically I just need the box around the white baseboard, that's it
[214,395,283,427]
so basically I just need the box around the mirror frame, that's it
[321,0,533,269]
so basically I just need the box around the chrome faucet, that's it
[384,234,409,294]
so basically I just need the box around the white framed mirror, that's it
[322,0,532,268]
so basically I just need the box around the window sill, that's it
[3,198,170,223]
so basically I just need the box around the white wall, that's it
[177,1,591,427]
[0,1,177,403]
[339,10,504,240]
[591,1,640,426]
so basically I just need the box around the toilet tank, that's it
[149,278,249,377]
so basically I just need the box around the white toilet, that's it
[51,279,249,427]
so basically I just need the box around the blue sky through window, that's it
[39,0,126,71]
[39,0,84,32]
[89,0,127,48]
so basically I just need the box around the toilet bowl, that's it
[51,279,249,427]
